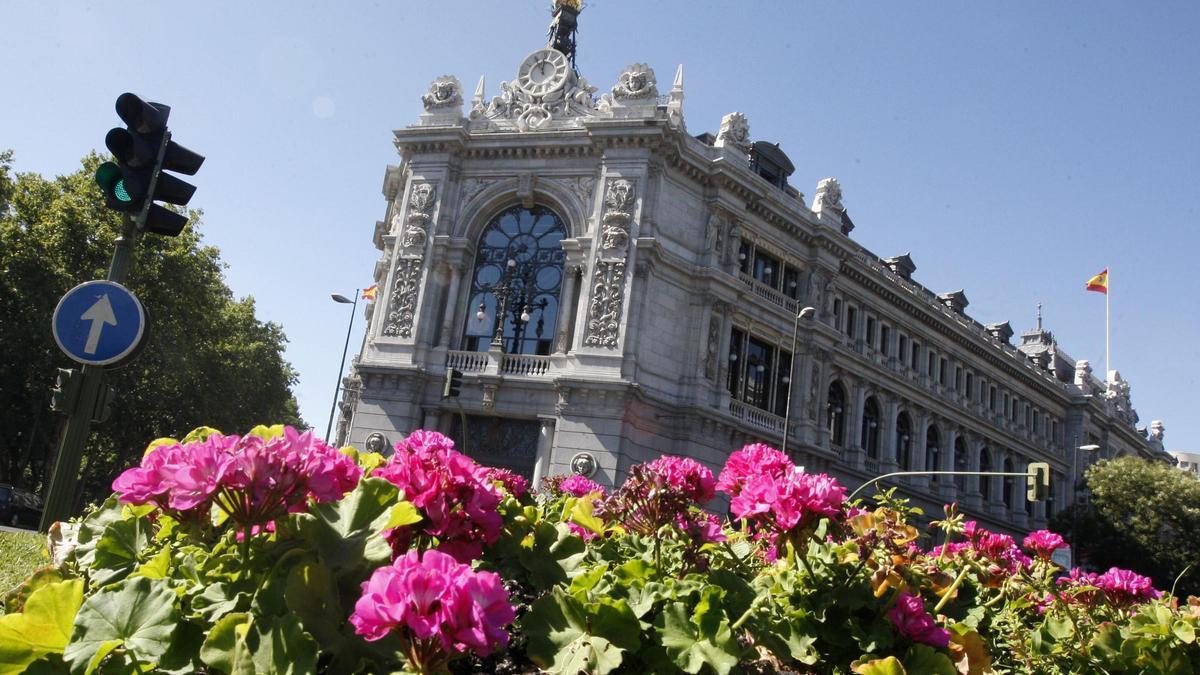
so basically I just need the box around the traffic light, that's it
[1026,462,1050,502]
[442,368,464,399]
[95,93,204,236]
[50,368,82,414]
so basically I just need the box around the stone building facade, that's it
[336,6,1171,535]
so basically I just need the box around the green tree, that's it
[0,151,302,511]
[1053,455,1200,597]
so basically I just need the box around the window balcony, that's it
[737,271,799,315]
[446,350,552,377]
[729,399,787,435]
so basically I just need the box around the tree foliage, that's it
[1055,455,1200,597]
[0,151,302,510]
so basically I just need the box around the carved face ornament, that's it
[409,183,435,211]
[606,179,634,212]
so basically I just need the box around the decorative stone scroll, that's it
[600,179,635,252]
[715,112,751,155]
[382,259,422,338]
[813,178,844,212]
[401,183,435,249]
[583,260,626,348]
[421,75,463,111]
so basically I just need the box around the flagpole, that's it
[1106,268,1111,383]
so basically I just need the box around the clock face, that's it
[517,48,570,96]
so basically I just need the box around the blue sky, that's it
[5,1,1198,451]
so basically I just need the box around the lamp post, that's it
[781,306,816,458]
[1072,443,1101,564]
[474,257,549,353]
[325,291,358,443]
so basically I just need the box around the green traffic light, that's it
[113,179,131,202]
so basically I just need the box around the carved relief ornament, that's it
[382,259,422,338]
[583,260,626,348]
[421,75,463,111]
[402,183,436,249]
[600,179,635,252]
[611,63,658,100]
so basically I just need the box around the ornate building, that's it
[336,2,1171,534]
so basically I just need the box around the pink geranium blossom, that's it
[645,455,716,504]
[1022,530,1068,561]
[112,427,361,531]
[887,591,950,648]
[350,549,514,670]
[483,467,530,499]
[1095,567,1161,605]
[559,474,606,498]
[716,443,794,497]
[375,431,502,562]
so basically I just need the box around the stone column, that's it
[531,416,557,488]
[938,427,958,500]
[964,438,983,510]
[912,413,930,490]
[846,381,867,469]
[987,448,1007,516]
[437,262,464,349]
[880,396,899,473]
[553,264,581,355]
[1010,457,1029,528]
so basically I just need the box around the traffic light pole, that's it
[40,217,139,531]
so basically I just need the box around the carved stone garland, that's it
[382,182,437,338]
[584,179,636,349]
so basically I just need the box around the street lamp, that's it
[325,291,358,443]
[478,257,549,353]
[781,306,817,458]
[1071,443,1101,564]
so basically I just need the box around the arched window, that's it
[462,205,567,354]
[925,425,941,475]
[862,397,881,458]
[896,412,912,470]
[979,448,992,502]
[827,382,847,447]
[954,436,968,492]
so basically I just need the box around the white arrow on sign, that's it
[80,294,118,355]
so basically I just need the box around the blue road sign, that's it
[52,280,146,366]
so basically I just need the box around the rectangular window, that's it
[911,341,920,370]
[744,336,774,410]
[880,325,891,357]
[727,327,745,397]
[783,265,801,299]
[846,306,858,339]
[898,334,908,362]
[939,358,947,385]
[927,350,936,377]
[866,317,876,348]
[990,386,997,410]
[774,351,792,417]
[833,299,842,327]
[965,372,974,399]
[753,250,780,289]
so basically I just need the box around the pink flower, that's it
[482,467,530,499]
[375,431,503,562]
[645,456,716,504]
[559,475,606,498]
[676,510,727,544]
[1022,530,1068,561]
[1095,567,1160,605]
[730,471,846,533]
[717,443,794,497]
[567,522,598,542]
[887,592,950,648]
[350,549,514,661]
[165,440,231,511]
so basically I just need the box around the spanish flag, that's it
[1085,269,1108,294]
[362,284,378,301]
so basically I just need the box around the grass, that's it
[0,529,48,612]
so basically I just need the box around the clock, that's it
[517,48,570,97]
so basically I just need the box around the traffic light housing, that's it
[95,93,204,236]
[442,368,464,399]
[1027,462,1050,502]
[50,368,82,414]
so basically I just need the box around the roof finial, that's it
[548,0,582,69]
[1036,302,1043,332]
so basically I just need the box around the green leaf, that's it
[132,546,171,580]
[64,577,178,674]
[249,614,319,675]
[181,426,222,443]
[655,594,741,675]
[852,656,906,675]
[0,579,84,675]
[1172,619,1196,644]
[190,582,249,623]
[72,498,125,568]
[383,500,422,530]
[296,477,399,573]
[569,494,605,534]
[199,612,254,675]
[90,517,150,587]
[284,562,345,648]
[246,424,286,440]
[1044,615,1074,641]
[522,589,630,675]
[142,437,179,458]
[902,645,956,675]
[517,522,587,590]
[81,640,121,675]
